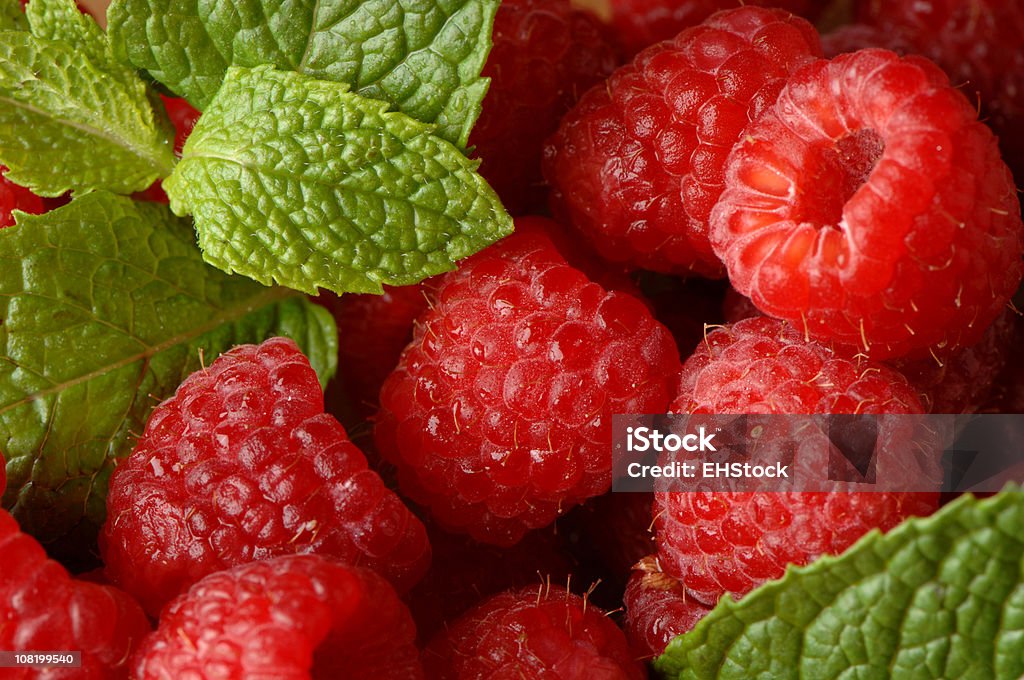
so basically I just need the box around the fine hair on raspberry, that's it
[711,49,1023,360]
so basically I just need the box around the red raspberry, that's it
[0,167,45,228]
[0,509,150,679]
[134,554,423,680]
[711,49,1023,360]
[889,309,1017,413]
[320,283,431,423]
[819,23,915,59]
[375,230,680,546]
[608,0,824,56]
[101,337,430,616]
[624,555,711,659]
[422,585,646,679]
[544,7,821,276]
[657,317,939,602]
[641,276,728,361]
[855,0,1024,179]
[406,523,574,640]
[672,316,926,414]
[472,0,618,215]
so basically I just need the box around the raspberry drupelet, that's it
[471,0,619,215]
[543,6,821,276]
[423,585,647,679]
[375,228,680,546]
[134,555,423,680]
[1,509,150,679]
[101,337,430,616]
[711,49,1023,360]
[653,317,939,607]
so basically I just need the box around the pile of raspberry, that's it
[4,0,1023,677]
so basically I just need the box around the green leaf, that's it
[106,0,498,146]
[655,489,1024,680]
[164,64,512,295]
[26,0,109,65]
[0,0,25,31]
[0,192,337,562]
[0,14,175,196]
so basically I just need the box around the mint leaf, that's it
[164,65,512,295]
[26,0,109,65]
[0,0,25,30]
[106,0,498,146]
[0,13,175,196]
[655,490,1024,680]
[0,192,337,561]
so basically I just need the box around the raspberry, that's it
[406,523,574,640]
[855,0,1024,179]
[889,309,1017,413]
[0,167,45,228]
[134,554,423,680]
[471,0,618,215]
[422,585,645,679]
[101,337,430,616]
[711,49,1023,360]
[608,0,824,56]
[623,555,711,659]
[375,229,680,545]
[819,23,915,59]
[544,7,821,276]
[0,509,150,679]
[657,317,939,602]
[320,283,431,422]
[672,316,926,414]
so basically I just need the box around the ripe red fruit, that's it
[423,585,646,679]
[544,7,821,276]
[472,0,618,214]
[101,337,430,616]
[0,167,45,228]
[855,0,1024,179]
[624,555,711,659]
[657,317,940,602]
[0,509,150,679]
[819,23,915,59]
[711,49,1023,360]
[607,0,825,56]
[889,309,1017,414]
[375,229,680,545]
[134,555,423,680]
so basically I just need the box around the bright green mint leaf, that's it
[0,20,175,196]
[106,0,498,146]
[26,0,109,65]
[655,489,1024,680]
[0,192,337,562]
[165,65,512,295]
[0,0,25,30]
